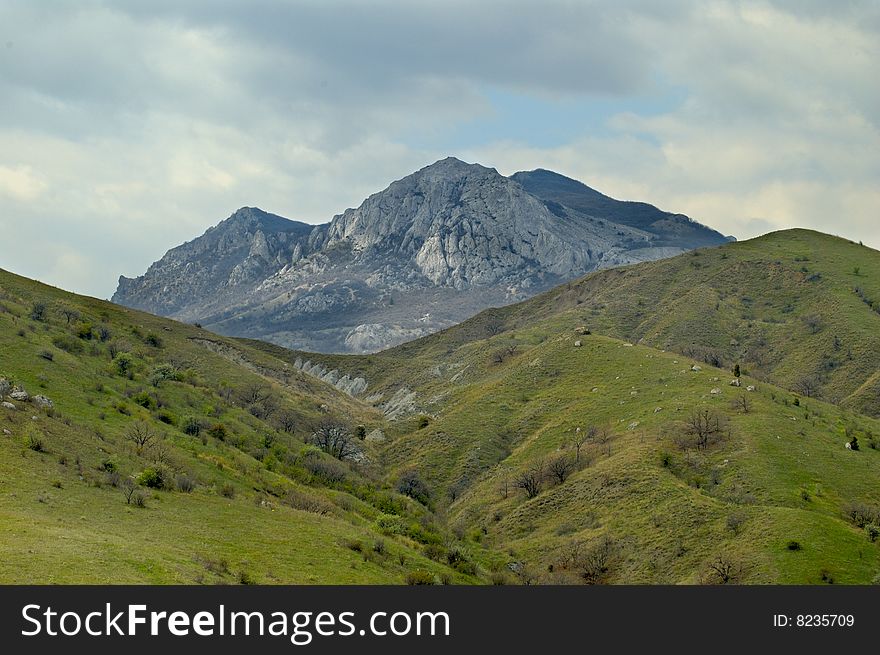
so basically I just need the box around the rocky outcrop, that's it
[114,158,729,353]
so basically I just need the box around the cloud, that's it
[0,0,877,298]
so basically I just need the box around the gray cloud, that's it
[0,0,877,298]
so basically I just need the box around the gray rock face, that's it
[33,395,53,409]
[10,389,28,402]
[0,379,10,397]
[113,158,729,353]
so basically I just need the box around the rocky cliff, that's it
[113,157,731,352]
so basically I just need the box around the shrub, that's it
[156,409,176,425]
[100,458,118,473]
[397,469,431,505]
[113,353,134,377]
[39,350,54,362]
[176,474,196,493]
[133,391,156,409]
[137,466,169,489]
[144,333,164,348]
[52,335,84,355]
[845,502,880,528]
[285,489,334,515]
[424,544,447,561]
[405,570,435,585]
[207,423,227,441]
[866,524,880,543]
[182,416,202,436]
[76,323,94,340]
[25,430,44,452]
[303,456,347,485]
[30,302,47,322]
[219,482,235,498]
[131,491,147,507]
[786,540,802,551]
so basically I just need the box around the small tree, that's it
[683,408,725,450]
[514,461,544,499]
[125,421,156,454]
[310,422,358,460]
[121,478,139,504]
[30,301,47,322]
[59,307,80,325]
[794,376,821,398]
[548,455,574,484]
[732,395,751,414]
[706,554,740,584]
[733,364,741,378]
[397,470,431,505]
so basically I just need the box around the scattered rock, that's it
[710,388,722,395]
[746,385,756,392]
[730,379,742,387]
[574,326,590,335]
[2,428,10,435]
[654,407,663,413]
[365,429,386,443]
[627,421,640,430]
[691,365,702,372]
[845,442,852,450]
[32,395,54,409]
[591,387,599,393]
[1,402,15,410]
[574,340,582,347]
[10,389,29,402]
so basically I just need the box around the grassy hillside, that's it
[4,227,880,585]
[0,268,482,584]
[246,229,880,584]
[341,229,879,417]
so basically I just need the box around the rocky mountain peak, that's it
[114,157,732,353]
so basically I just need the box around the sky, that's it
[0,0,878,299]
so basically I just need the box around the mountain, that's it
[113,157,730,353]
[510,168,734,248]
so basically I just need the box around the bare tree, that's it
[732,395,752,414]
[485,315,504,337]
[125,421,156,454]
[794,376,821,398]
[120,478,138,504]
[59,307,80,325]
[683,409,725,450]
[310,422,359,460]
[802,314,823,334]
[276,410,297,433]
[571,428,592,465]
[514,460,544,499]
[707,554,740,584]
[548,455,574,484]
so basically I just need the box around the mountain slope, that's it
[113,158,729,353]
[244,249,880,584]
[0,267,482,584]
[510,168,734,248]
[335,229,878,418]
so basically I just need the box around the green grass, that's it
[0,268,481,584]
[244,229,880,584]
[4,228,880,584]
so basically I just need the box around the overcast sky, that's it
[1,0,878,298]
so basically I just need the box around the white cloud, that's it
[0,0,877,298]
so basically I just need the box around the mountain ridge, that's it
[113,157,731,353]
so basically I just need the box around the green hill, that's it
[351,229,880,417]
[0,268,481,584]
[4,227,880,584]
[246,229,880,584]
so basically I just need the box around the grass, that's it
[0,268,480,584]
[3,228,880,584]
